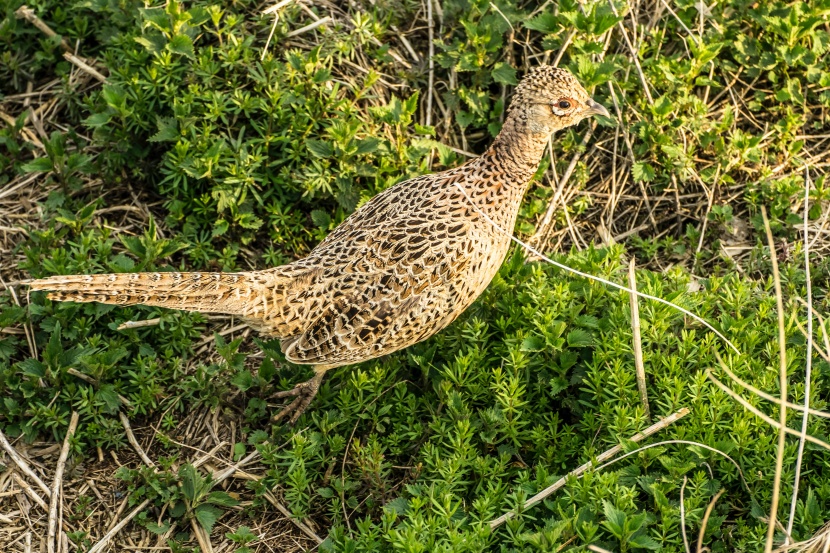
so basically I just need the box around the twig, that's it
[773,521,830,552]
[594,438,750,492]
[713,353,830,419]
[12,472,48,511]
[705,371,830,451]
[489,407,689,529]
[119,412,155,467]
[0,428,51,497]
[86,499,151,553]
[48,411,79,553]
[204,445,322,544]
[657,0,700,46]
[14,5,72,52]
[63,53,108,83]
[697,488,725,552]
[607,82,658,230]
[426,0,435,128]
[762,205,788,553]
[262,490,324,544]
[551,30,575,67]
[117,317,161,330]
[680,476,691,553]
[262,0,295,14]
[628,258,650,420]
[608,0,654,104]
[530,125,595,248]
[191,518,214,553]
[0,109,45,151]
[0,173,40,201]
[786,167,814,545]
[285,17,331,38]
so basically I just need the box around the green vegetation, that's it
[1,0,829,551]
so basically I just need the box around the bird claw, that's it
[271,373,324,425]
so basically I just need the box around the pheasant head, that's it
[484,66,609,182]
[508,65,610,135]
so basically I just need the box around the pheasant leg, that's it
[271,369,326,424]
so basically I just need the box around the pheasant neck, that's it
[482,111,551,186]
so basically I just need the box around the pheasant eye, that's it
[558,100,571,109]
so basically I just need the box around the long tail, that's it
[29,271,262,316]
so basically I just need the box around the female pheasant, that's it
[30,66,609,422]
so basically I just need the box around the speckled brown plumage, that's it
[29,66,609,422]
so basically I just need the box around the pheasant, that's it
[29,66,609,423]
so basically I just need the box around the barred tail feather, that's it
[29,272,259,315]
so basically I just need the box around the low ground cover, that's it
[1,0,829,550]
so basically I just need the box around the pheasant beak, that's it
[586,98,610,118]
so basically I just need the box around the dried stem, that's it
[705,371,829,452]
[12,472,48,511]
[119,412,155,468]
[680,476,691,553]
[426,0,435,128]
[786,167,814,544]
[48,411,79,553]
[86,499,152,553]
[697,488,726,552]
[63,52,108,83]
[628,257,650,420]
[489,407,689,529]
[116,317,161,330]
[14,5,72,52]
[713,351,830,419]
[0,428,51,497]
[762,205,789,553]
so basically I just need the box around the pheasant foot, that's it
[271,371,325,425]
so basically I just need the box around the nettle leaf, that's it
[355,137,380,155]
[456,111,476,129]
[524,12,558,33]
[602,501,627,537]
[259,357,276,381]
[521,335,546,352]
[18,358,45,378]
[188,6,211,26]
[101,85,127,110]
[306,139,334,158]
[311,210,332,229]
[167,34,195,58]
[146,521,170,535]
[149,117,179,142]
[0,304,24,326]
[84,111,113,128]
[96,386,121,414]
[195,503,223,533]
[179,464,201,502]
[231,370,253,392]
[566,329,593,347]
[491,62,518,86]
[384,496,409,516]
[632,162,655,183]
[236,213,263,230]
[313,68,332,83]
[206,491,240,507]
[212,219,229,237]
[21,157,53,173]
[134,33,166,53]
[629,534,661,550]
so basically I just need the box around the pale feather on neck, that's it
[485,105,551,183]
